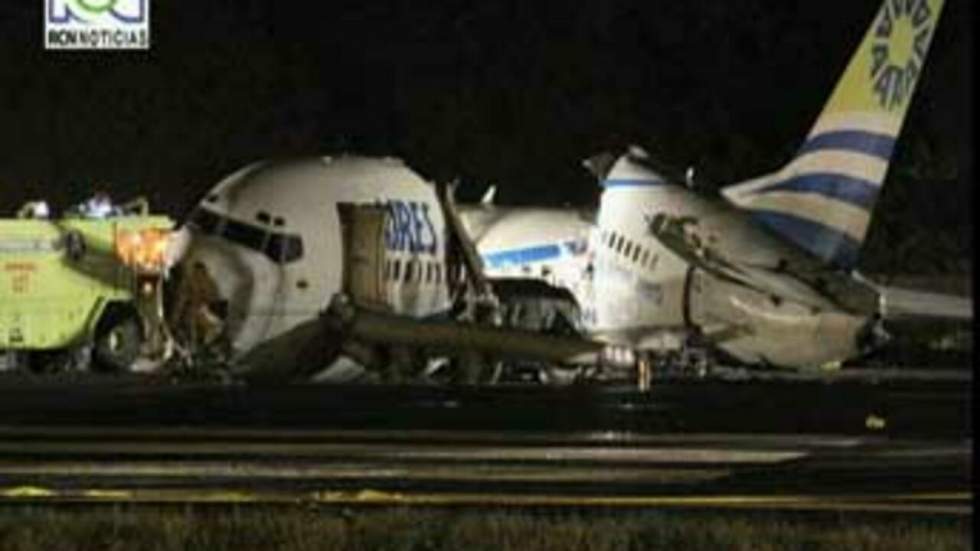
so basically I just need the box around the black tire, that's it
[93,314,143,372]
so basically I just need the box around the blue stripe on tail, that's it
[797,130,896,161]
[749,209,862,268]
[750,172,880,210]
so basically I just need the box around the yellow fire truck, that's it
[0,198,174,372]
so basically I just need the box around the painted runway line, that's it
[0,486,969,515]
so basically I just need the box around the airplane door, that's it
[337,203,389,312]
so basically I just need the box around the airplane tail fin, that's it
[723,0,945,269]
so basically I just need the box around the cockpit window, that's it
[189,207,304,264]
[223,217,268,252]
[188,207,222,235]
[266,233,304,264]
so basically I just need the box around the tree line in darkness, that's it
[0,0,971,275]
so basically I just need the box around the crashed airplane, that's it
[167,156,631,383]
[461,0,970,370]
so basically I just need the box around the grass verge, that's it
[0,505,970,551]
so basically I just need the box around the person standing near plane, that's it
[75,191,121,218]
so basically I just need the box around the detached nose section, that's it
[166,258,229,358]
[163,225,193,273]
[165,228,245,359]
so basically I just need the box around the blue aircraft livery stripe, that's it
[796,130,896,161]
[750,172,880,210]
[482,244,563,268]
[749,209,861,269]
[601,178,667,189]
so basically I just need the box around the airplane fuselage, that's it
[175,157,454,376]
[594,174,872,367]
[465,161,876,369]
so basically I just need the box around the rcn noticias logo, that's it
[45,0,150,50]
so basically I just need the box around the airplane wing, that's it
[878,286,973,321]
[590,323,753,348]
[650,214,878,314]
[331,300,606,364]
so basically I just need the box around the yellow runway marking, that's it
[82,489,133,499]
[0,486,56,498]
[0,486,969,514]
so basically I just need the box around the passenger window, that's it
[624,242,632,257]
[392,260,401,280]
[632,247,641,263]
[405,261,414,282]
[615,236,624,253]
[426,263,433,283]
[641,249,650,266]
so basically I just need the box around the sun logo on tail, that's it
[870,0,934,110]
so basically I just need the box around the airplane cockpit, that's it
[186,207,305,265]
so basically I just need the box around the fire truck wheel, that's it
[93,315,143,372]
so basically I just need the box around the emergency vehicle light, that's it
[115,228,170,272]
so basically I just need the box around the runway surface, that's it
[0,427,969,514]
[0,374,970,435]
[0,376,970,514]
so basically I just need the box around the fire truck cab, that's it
[0,197,174,372]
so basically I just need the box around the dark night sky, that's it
[0,0,972,247]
